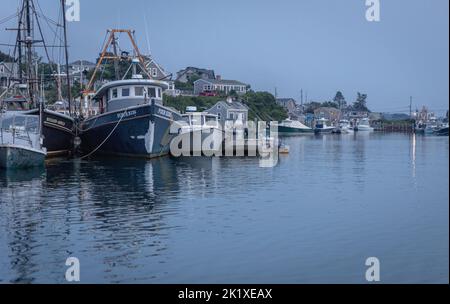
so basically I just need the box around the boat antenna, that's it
[61,0,72,116]
[144,13,151,55]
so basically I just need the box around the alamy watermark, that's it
[65,257,80,282]
[65,0,81,22]
[169,120,279,168]
[366,0,381,22]
[365,257,381,282]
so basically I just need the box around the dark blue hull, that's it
[434,127,449,136]
[25,109,75,157]
[80,103,181,158]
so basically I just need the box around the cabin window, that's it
[122,88,130,97]
[148,87,156,98]
[112,88,118,99]
[135,87,144,96]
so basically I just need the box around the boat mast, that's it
[24,0,35,106]
[61,0,72,116]
[112,32,120,80]
[17,3,25,83]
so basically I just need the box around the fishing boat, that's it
[80,30,181,158]
[0,113,46,169]
[0,0,75,157]
[355,118,374,132]
[170,107,222,156]
[277,119,313,135]
[80,77,181,158]
[314,118,335,134]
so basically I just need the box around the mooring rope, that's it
[79,109,129,159]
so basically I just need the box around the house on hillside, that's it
[314,107,342,122]
[194,76,248,96]
[207,99,249,127]
[143,55,171,80]
[276,98,297,113]
[68,60,96,84]
[0,62,18,88]
[344,110,369,120]
[176,67,215,83]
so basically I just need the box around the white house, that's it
[194,77,248,96]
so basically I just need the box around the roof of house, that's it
[215,100,249,110]
[177,67,215,79]
[195,78,247,86]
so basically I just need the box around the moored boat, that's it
[0,0,76,157]
[277,119,313,135]
[314,118,335,134]
[336,119,354,134]
[0,113,46,169]
[80,77,181,158]
[170,108,223,156]
[434,123,449,136]
[355,118,374,132]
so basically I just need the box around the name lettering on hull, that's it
[118,110,137,119]
[157,108,173,119]
[46,117,67,127]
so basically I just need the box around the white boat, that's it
[277,119,313,135]
[424,117,439,135]
[337,119,354,134]
[171,108,223,156]
[355,118,374,132]
[314,118,335,134]
[0,114,46,169]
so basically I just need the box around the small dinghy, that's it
[0,114,46,169]
[279,144,290,154]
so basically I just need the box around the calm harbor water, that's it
[0,133,448,283]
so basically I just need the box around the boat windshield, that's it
[0,115,40,133]
[204,115,217,126]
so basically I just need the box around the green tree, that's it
[333,91,346,109]
[0,51,14,62]
[352,92,370,112]
[321,101,339,109]
[304,102,322,114]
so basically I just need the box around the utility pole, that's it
[409,96,413,118]
[300,89,303,107]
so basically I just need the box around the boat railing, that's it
[0,115,40,146]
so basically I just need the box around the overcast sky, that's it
[0,0,448,114]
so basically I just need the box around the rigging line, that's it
[34,12,61,27]
[30,0,55,80]
[0,12,19,25]
[35,0,65,46]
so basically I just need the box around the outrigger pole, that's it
[83,29,151,95]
